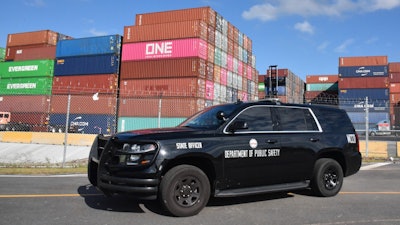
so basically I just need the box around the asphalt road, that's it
[1,163,400,225]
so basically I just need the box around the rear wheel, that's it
[160,165,210,217]
[311,158,343,197]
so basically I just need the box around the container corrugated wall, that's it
[56,35,122,57]
[0,60,54,78]
[54,54,120,75]
[339,56,388,67]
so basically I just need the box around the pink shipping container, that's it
[0,95,51,113]
[338,77,388,89]
[7,30,59,47]
[205,81,214,100]
[306,75,339,83]
[52,74,119,95]
[123,20,208,43]
[118,97,206,117]
[50,94,117,115]
[338,56,388,67]
[13,45,56,61]
[122,38,208,61]
[389,62,400,73]
[119,77,206,98]
[135,7,216,28]
[120,57,207,79]
[220,68,227,85]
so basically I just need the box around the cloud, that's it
[335,39,355,53]
[24,0,46,7]
[317,41,330,52]
[294,21,314,34]
[365,37,379,44]
[242,0,400,21]
[88,28,108,36]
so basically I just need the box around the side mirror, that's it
[227,121,248,133]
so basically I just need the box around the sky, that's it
[1,0,400,81]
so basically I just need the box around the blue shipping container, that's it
[346,111,389,124]
[339,99,389,113]
[54,54,120,76]
[49,113,116,134]
[56,35,122,57]
[339,88,389,101]
[339,65,388,77]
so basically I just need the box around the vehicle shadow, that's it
[78,184,304,216]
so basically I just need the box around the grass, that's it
[0,159,88,175]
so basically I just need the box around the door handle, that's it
[310,138,319,142]
[266,139,278,144]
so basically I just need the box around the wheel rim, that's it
[173,176,201,207]
[323,167,339,190]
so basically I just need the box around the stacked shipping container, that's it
[338,56,389,130]
[119,7,257,131]
[305,75,338,105]
[51,35,122,134]
[0,30,69,131]
[389,62,400,128]
[0,47,5,61]
[258,69,304,103]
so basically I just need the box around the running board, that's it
[214,181,310,198]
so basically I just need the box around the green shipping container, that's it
[117,117,186,132]
[306,83,338,92]
[0,77,53,95]
[0,47,5,61]
[0,59,54,78]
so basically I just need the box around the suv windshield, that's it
[179,104,238,129]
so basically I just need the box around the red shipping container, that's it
[7,30,58,47]
[135,7,216,27]
[389,72,400,83]
[122,38,208,61]
[13,45,56,61]
[52,74,118,95]
[390,93,400,104]
[338,77,388,89]
[50,94,117,115]
[390,83,400,93]
[118,97,206,117]
[338,56,388,67]
[389,62,400,73]
[10,112,49,126]
[123,20,208,43]
[306,75,339,83]
[120,58,207,79]
[0,95,51,113]
[119,77,206,98]
[6,44,54,61]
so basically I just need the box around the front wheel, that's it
[160,165,210,217]
[311,158,343,197]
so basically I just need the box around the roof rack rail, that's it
[259,98,281,104]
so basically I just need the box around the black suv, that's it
[88,100,362,217]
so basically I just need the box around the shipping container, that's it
[339,101,389,113]
[346,111,389,124]
[13,45,56,61]
[50,94,117,115]
[118,97,206,117]
[119,77,206,98]
[54,54,120,76]
[390,83,400,93]
[390,93,400,104]
[121,38,208,61]
[338,77,389,89]
[124,21,208,43]
[0,95,51,113]
[9,112,49,127]
[7,30,59,47]
[118,117,186,132]
[339,88,389,100]
[339,65,388,77]
[49,113,116,134]
[56,35,122,57]
[0,77,53,95]
[389,62,400,73]
[0,59,54,78]
[135,6,216,28]
[389,72,400,83]
[0,47,5,61]
[338,56,388,67]
[306,75,338,83]
[52,74,119,95]
[119,57,206,79]
[306,83,338,91]
[305,91,338,100]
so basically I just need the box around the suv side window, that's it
[234,106,274,131]
[275,107,319,131]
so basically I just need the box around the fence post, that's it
[62,93,71,168]
[158,93,163,128]
[365,96,369,157]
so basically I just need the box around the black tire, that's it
[87,159,98,186]
[311,158,343,197]
[160,165,210,217]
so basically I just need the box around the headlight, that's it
[122,143,157,153]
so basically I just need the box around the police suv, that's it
[88,100,362,217]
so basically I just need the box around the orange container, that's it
[7,30,59,47]
[338,56,388,67]
[389,62,400,73]
[306,75,339,83]
[52,74,119,95]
